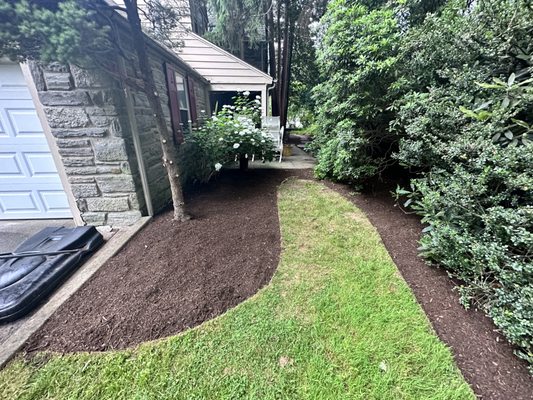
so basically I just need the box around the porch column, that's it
[261,86,268,116]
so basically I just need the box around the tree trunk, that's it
[276,0,282,116]
[280,18,295,132]
[123,0,189,221]
[279,0,291,129]
[266,0,279,116]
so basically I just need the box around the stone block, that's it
[90,115,114,128]
[70,64,108,88]
[45,107,90,128]
[56,138,90,148]
[62,157,94,167]
[96,175,135,193]
[71,183,99,198]
[52,127,106,138]
[43,62,69,73]
[87,197,129,212]
[82,212,106,226]
[39,91,91,106]
[93,138,127,162]
[65,166,97,175]
[107,211,142,226]
[58,147,93,157]
[86,106,118,117]
[68,176,95,184]
[96,165,122,174]
[44,72,72,90]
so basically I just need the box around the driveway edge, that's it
[0,216,151,368]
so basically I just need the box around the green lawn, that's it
[0,179,473,399]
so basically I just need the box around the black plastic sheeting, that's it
[0,226,103,323]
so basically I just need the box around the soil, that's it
[23,167,532,399]
[324,178,533,400]
[24,169,305,353]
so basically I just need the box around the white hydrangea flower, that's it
[239,131,246,136]
[256,95,261,99]
[243,90,250,96]
[233,143,240,149]
[219,137,224,141]
[214,163,222,171]
[261,139,265,143]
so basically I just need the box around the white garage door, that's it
[0,63,71,219]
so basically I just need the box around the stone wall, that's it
[31,61,142,226]
[30,34,209,226]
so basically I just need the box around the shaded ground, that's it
[325,178,533,400]
[24,169,305,353]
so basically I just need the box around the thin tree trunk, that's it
[280,18,295,131]
[266,0,279,116]
[279,0,290,128]
[276,0,282,114]
[123,0,189,221]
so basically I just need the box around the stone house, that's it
[0,3,270,227]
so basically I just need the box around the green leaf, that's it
[507,73,516,86]
[501,97,510,109]
[504,131,514,140]
[491,132,501,142]
[511,118,530,129]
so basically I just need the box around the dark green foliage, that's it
[309,0,401,182]
[313,0,533,367]
[0,0,112,65]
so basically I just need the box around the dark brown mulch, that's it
[23,166,532,399]
[24,169,304,353]
[324,178,533,400]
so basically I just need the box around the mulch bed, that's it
[23,167,531,399]
[24,169,304,353]
[325,178,533,400]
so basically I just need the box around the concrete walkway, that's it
[246,145,316,170]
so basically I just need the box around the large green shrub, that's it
[312,0,533,367]
[309,0,401,183]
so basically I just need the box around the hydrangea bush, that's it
[177,93,275,184]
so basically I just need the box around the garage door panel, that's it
[23,152,59,177]
[0,63,71,219]
[0,152,24,177]
[39,191,70,212]
[6,108,43,137]
[0,191,40,214]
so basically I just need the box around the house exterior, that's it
[0,1,273,227]
[0,7,205,226]
[176,32,273,117]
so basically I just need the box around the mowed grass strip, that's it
[0,179,473,400]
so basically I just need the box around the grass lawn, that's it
[0,179,473,399]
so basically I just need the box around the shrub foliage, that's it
[178,94,274,185]
[312,0,533,367]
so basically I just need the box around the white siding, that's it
[176,33,272,86]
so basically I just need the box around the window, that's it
[174,72,190,127]
[165,64,197,144]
